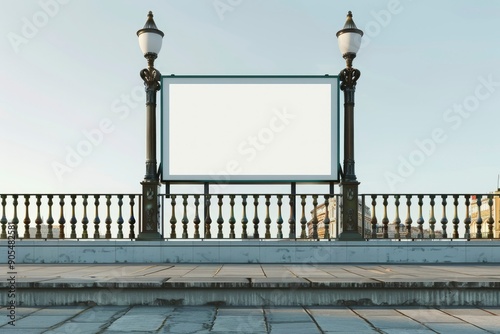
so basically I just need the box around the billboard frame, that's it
[160,75,340,184]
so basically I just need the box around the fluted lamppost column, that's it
[137,11,164,240]
[337,11,363,241]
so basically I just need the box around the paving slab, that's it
[451,316,500,333]
[70,306,128,323]
[160,322,211,333]
[351,307,405,316]
[268,322,321,333]
[483,307,500,315]
[265,308,312,323]
[167,305,216,320]
[13,315,71,329]
[47,322,106,334]
[105,313,166,332]
[212,316,267,333]
[3,329,44,334]
[424,323,492,334]
[307,307,355,316]
[313,316,375,332]
[397,308,463,323]
[30,306,88,316]
[363,315,429,330]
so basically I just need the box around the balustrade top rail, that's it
[0,193,498,241]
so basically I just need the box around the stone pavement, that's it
[0,305,500,333]
[2,264,500,332]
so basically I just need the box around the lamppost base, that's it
[139,180,161,241]
[339,180,363,241]
[136,231,163,241]
[338,231,364,241]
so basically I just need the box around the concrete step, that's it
[2,264,500,306]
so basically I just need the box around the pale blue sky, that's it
[1,0,500,194]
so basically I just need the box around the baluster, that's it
[46,195,54,239]
[300,195,307,238]
[252,195,259,239]
[35,195,43,239]
[464,195,471,240]
[276,195,283,239]
[404,195,412,239]
[58,195,65,239]
[70,195,77,239]
[23,195,31,239]
[117,195,124,239]
[217,195,224,239]
[393,195,401,239]
[289,194,296,239]
[264,195,271,239]
[361,195,366,237]
[487,195,494,239]
[105,195,112,239]
[11,195,19,239]
[311,195,318,239]
[323,195,330,239]
[452,195,459,239]
[170,195,177,239]
[370,195,378,239]
[441,195,448,239]
[204,194,212,239]
[182,195,189,239]
[1,195,7,239]
[417,195,424,238]
[93,195,100,239]
[241,195,248,239]
[128,195,136,239]
[428,195,436,239]
[193,195,200,239]
[81,195,88,239]
[228,195,235,239]
[382,195,389,239]
[475,195,483,239]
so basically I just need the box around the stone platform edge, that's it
[2,286,500,307]
[2,279,500,289]
[1,239,500,264]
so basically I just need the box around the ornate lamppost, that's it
[337,11,364,241]
[137,11,164,240]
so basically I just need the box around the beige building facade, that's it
[469,190,500,238]
[307,197,371,239]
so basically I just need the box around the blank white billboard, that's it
[161,76,339,182]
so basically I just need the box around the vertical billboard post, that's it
[337,11,363,241]
[136,11,164,240]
